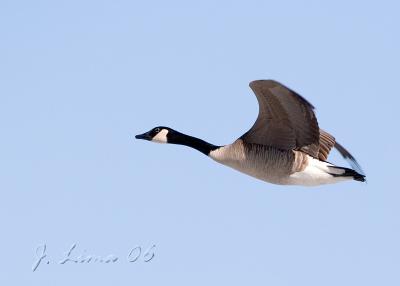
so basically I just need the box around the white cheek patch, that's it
[152,129,169,143]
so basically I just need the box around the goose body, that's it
[136,80,365,186]
[209,140,357,186]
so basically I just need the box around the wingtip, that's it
[334,142,365,176]
[249,79,279,88]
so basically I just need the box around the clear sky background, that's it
[1,0,399,285]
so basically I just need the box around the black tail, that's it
[329,166,366,182]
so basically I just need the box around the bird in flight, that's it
[136,80,365,186]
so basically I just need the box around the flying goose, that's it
[136,80,365,186]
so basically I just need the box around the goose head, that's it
[135,126,172,144]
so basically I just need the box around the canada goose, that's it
[136,80,365,186]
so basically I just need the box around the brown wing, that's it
[318,129,336,160]
[241,80,320,156]
[301,129,336,161]
[308,129,365,175]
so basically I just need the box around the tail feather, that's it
[328,166,366,182]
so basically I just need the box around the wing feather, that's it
[241,80,319,156]
[241,79,365,174]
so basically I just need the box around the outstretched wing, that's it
[334,141,365,175]
[241,80,365,174]
[241,80,320,157]
[306,129,365,174]
[301,129,336,161]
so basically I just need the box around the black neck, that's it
[168,131,220,155]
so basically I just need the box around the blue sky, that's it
[1,0,399,285]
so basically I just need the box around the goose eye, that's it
[154,128,160,133]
